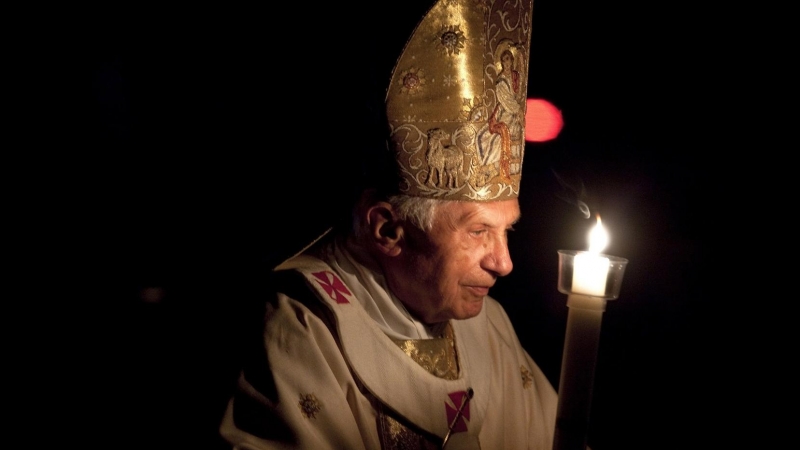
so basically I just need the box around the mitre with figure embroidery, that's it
[385,0,533,201]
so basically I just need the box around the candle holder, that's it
[557,250,628,300]
[553,250,628,450]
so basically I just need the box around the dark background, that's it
[68,1,777,449]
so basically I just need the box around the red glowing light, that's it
[525,98,563,142]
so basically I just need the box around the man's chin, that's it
[454,298,484,320]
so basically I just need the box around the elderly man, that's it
[219,0,558,448]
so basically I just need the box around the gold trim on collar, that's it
[391,322,459,380]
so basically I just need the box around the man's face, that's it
[390,198,520,324]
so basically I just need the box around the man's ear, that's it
[366,202,403,257]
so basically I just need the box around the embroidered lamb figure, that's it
[425,128,464,189]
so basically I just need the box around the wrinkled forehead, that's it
[437,199,521,227]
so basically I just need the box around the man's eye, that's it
[470,229,487,236]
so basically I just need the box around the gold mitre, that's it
[386,0,534,201]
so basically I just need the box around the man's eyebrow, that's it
[478,216,520,229]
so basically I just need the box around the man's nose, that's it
[483,239,513,277]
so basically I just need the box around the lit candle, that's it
[554,215,628,450]
[571,216,610,297]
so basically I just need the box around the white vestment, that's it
[219,239,557,449]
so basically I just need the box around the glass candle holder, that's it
[557,250,629,300]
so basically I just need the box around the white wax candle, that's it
[572,252,609,296]
[572,216,610,296]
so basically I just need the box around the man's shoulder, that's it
[265,255,342,331]
[268,253,332,300]
[269,250,359,314]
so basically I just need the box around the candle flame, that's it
[588,215,609,253]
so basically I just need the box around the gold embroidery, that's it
[298,393,321,418]
[386,0,534,201]
[377,322,460,448]
[397,67,426,96]
[391,321,459,380]
[520,365,533,389]
[378,413,439,450]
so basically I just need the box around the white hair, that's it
[388,194,441,232]
[352,194,443,239]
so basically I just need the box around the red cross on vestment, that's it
[311,270,352,304]
[445,390,471,433]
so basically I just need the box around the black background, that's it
[65,1,780,448]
